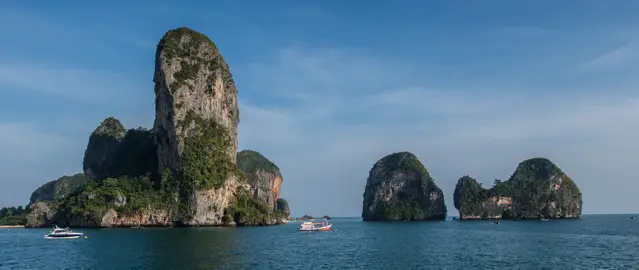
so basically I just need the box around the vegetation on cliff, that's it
[0,206,27,225]
[26,117,169,226]
[177,110,236,190]
[453,158,583,220]
[224,188,287,226]
[275,198,290,214]
[30,173,88,203]
[237,150,280,174]
[362,152,447,221]
[55,176,163,225]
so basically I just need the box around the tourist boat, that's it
[299,219,332,231]
[44,225,84,239]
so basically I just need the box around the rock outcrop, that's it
[153,27,241,226]
[236,150,283,210]
[25,202,55,228]
[107,127,158,180]
[83,117,126,180]
[83,117,157,182]
[29,173,88,203]
[275,198,291,219]
[362,152,447,221]
[453,157,582,220]
[24,27,287,228]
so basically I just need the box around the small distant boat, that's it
[299,219,332,231]
[493,221,500,224]
[540,218,549,221]
[630,216,635,220]
[44,225,83,239]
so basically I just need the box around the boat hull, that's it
[44,235,81,239]
[299,224,332,231]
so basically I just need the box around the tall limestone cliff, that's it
[236,150,283,210]
[453,157,582,220]
[25,27,286,228]
[153,27,241,225]
[362,152,447,221]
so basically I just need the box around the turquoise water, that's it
[1,215,638,269]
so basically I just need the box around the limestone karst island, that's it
[361,152,582,221]
[362,152,447,221]
[10,27,292,228]
[453,158,582,220]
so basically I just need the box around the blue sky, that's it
[2,1,639,217]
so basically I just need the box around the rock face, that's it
[25,202,55,228]
[275,198,291,219]
[108,127,159,180]
[362,152,447,221]
[29,173,87,203]
[83,117,157,182]
[453,157,582,220]
[83,117,126,180]
[153,27,241,225]
[236,150,283,210]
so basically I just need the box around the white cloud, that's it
[238,46,639,217]
[580,40,639,72]
[0,64,145,102]
[0,122,68,161]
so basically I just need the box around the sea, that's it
[1,214,638,269]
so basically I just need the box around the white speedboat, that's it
[44,225,84,239]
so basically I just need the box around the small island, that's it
[362,152,447,221]
[298,215,314,220]
[18,27,292,228]
[453,157,582,220]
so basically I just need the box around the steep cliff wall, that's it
[453,158,582,220]
[153,27,241,225]
[362,152,447,221]
[236,150,283,210]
